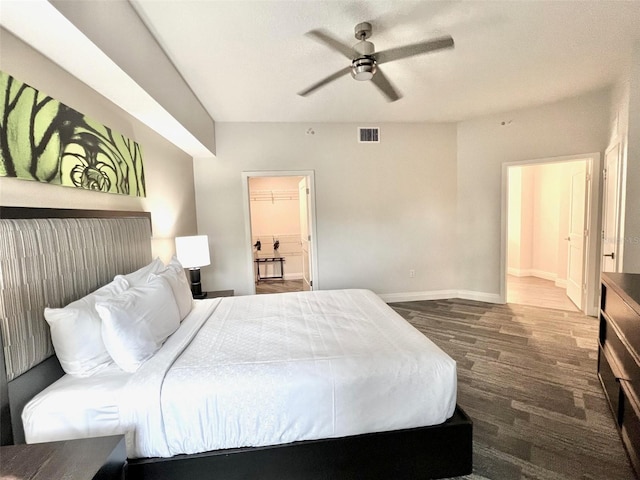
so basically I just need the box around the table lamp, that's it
[175,235,210,299]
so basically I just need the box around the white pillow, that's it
[44,276,129,377]
[116,257,164,286]
[96,275,180,372]
[152,256,193,320]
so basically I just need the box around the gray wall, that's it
[456,89,611,297]
[195,89,612,301]
[622,43,640,272]
[195,122,458,298]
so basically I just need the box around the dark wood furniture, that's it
[205,289,234,298]
[598,272,640,478]
[126,406,472,480]
[0,435,125,480]
[0,207,473,480]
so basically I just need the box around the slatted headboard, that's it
[0,207,152,444]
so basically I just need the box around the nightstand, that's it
[0,435,125,480]
[204,290,234,298]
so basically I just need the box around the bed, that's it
[0,206,472,480]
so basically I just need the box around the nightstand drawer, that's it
[621,381,640,475]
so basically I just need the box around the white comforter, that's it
[25,289,457,458]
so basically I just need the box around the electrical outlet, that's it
[409,269,416,278]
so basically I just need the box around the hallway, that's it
[507,275,579,312]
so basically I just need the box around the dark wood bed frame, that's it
[0,206,473,479]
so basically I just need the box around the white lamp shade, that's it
[175,235,211,268]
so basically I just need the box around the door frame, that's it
[241,170,319,295]
[602,141,624,272]
[500,152,601,316]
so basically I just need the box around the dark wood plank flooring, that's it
[389,298,636,480]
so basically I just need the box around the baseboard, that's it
[283,273,303,280]
[456,290,503,304]
[508,268,561,283]
[380,289,503,305]
[555,278,567,288]
[529,269,556,282]
[508,267,533,277]
[379,290,458,303]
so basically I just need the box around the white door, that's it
[566,163,588,310]
[602,143,621,272]
[298,177,313,291]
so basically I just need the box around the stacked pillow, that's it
[150,256,194,321]
[44,256,196,376]
[44,276,130,377]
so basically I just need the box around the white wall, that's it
[532,163,563,280]
[457,89,610,298]
[621,43,640,272]
[605,43,640,274]
[0,29,198,263]
[195,122,458,297]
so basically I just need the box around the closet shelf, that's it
[250,189,299,203]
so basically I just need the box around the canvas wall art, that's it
[0,71,145,197]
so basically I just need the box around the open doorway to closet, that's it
[242,171,318,295]
[503,154,600,315]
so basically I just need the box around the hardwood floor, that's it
[507,275,579,312]
[389,298,636,480]
[255,279,305,294]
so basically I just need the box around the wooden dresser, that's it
[599,272,640,478]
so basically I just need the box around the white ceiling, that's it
[129,0,640,123]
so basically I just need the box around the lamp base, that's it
[188,268,207,299]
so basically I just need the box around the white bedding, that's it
[24,289,456,458]
[22,362,131,441]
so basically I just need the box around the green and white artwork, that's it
[0,71,145,197]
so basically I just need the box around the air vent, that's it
[358,127,380,143]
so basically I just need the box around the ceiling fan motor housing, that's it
[352,39,376,81]
[354,40,375,56]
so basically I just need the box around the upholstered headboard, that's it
[0,207,152,444]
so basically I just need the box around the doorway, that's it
[242,171,318,295]
[502,153,601,315]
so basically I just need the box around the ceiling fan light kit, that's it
[351,58,377,81]
[298,21,454,102]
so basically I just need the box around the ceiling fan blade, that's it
[298,66,351,97]
[374,35,454,65]
[371,68,401,102]
[306,29,354,59]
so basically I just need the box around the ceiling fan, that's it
[298,22,454,102]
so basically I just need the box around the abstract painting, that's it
[0,71,145,197]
